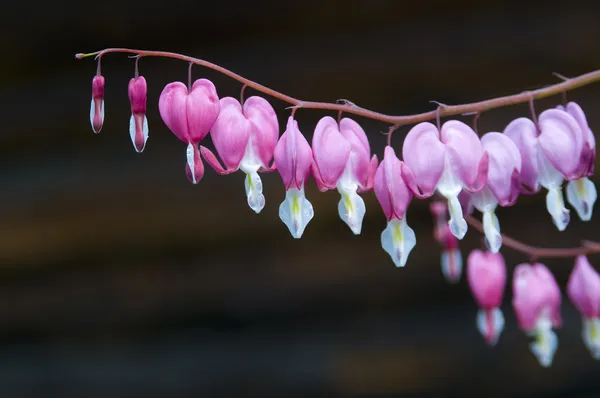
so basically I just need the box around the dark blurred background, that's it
[1,1,600,397]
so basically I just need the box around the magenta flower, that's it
[158,79,221,184]
[513,263,562,367]
[468,132,522,253]
[201,96,279,214]
[273,116,314,238]
[430,201,462,283]
[90,75,105,134]
[374,146,416,267]
[467,250,506,345]
[128,76,149,153]
[567,255,600,359]
[558,102,597,221]
[402,121,488,240]
[504,108,583,231]
[312,117,378,234]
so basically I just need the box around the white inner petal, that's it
[476,307,504,346]
[483,210,502,253]
[239,135,261,174]
[142,114,149,146]
[529,313,558,368]
[381,217,416,267]
[537,146,564,189]
[471,186,497,213]
[279,187,314,239]
[582,317,600,360]
[546,188,570,231]
[441,249,463,283]
[336,165,366,235]
[89,99,95,129]
[447,194,468,240]
[186,142,197,184]
[566,177,597,222]
[245,171,265,214]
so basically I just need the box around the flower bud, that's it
[90,75,105,134]
[128,76,149,153]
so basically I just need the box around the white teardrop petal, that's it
[441,248,463,283]
[530,314,558,368]
[186,142,197,185]
[483,210,502,253]
[381,218,416,267]
[337,190,366,235]
[566,177,597,222]
[245,171,265,214]
[476,308,504,346]
[279,188,314,239]
[447,194,468,240]
[546,188,570,231]
[582,317,600,360]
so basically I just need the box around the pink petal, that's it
[538,108,583,180]
[312,116,351,189]
[200,145,231,175]
[128,76,147,114]
[503,117,540,194]
[467,250,506,309]
[187,79,221,143]
[358,154,378,193]
[566,102,596,177]
[480,132,522,206]
[159,82,192,143]
[441,120,485,191]
[374,146,413,221]
[533,263,562,328]
[568,255,600,318]
[402,122,446,198]
[210,97,251,171]
[339,118,372,188]
[274,117,312,190]
[243,96,280,168]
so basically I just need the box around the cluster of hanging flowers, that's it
[87,59,598,368]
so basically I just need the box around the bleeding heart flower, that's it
[504,108,583,231]
[430,201,462,283]
[158,79,220,184]
[557,102,597,222]
[567,255,600,359]
[469,132,522,253]
[90,75,105,134]
[402,121,488,240]
[273,116,314,238]
[201,96,279,214]
[374,146,416,267]
[513,263,562,367]
[128,76,149,153]
[312,117,378,234]
[467,250,506,345]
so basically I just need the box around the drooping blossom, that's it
[504,108,583,231]
[128,76,149,153]
[467,250,506,345]
[468,132,521,253]
[374,146,416,267]
[557,102,596,221]
[430,201,462,283]
[312,116,378,234]
[201,96,279,213]
[567,255,600,359]
[90,75,105,134]
[513,263,562,367]
[273,116,314,238]
[402,121,489,240]
[158,79,220,184]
